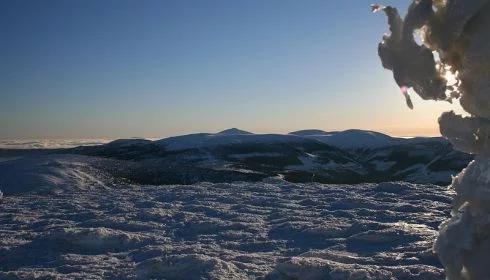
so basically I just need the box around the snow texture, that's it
[375,0,490,278]
[0,155,113,194]
[0,155,451,279]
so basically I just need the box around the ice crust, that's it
[375,0,490,278]
[0,178,450,279]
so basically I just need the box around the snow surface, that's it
[290,129,400,149]
[0,155,451,279]
[0,155,112,194]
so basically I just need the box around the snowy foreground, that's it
[0,176,450,279]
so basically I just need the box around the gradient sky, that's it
[0,0,465,139]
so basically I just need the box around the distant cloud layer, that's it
[0,139,110,149]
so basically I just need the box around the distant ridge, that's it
[217,128,253,135]
[1,129,444,151]
[18,127,465,187]
[289,129,330,136]
[291,129,396,149]
[139,128,442,151]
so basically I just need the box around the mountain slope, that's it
[155,132,315,152]
[62,129,472,185]
[290,129,399,149]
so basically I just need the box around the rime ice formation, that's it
[375,0,490,279]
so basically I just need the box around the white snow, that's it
[135,254,247,280]
[0,155,111,194]
[290,129,400,149]
[151,128,441,151]
[0,156,450,279]
[287,156,367,175]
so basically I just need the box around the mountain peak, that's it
[217,128,253,135]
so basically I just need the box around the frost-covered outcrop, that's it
[375,1,490,278]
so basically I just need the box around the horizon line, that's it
[0,127,443,141]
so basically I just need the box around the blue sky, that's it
[0,0,463,139]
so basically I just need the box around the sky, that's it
[0,0,465,139]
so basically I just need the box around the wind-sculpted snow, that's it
[0,176,450,279]
[0,155,115,194]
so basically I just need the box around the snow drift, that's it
[0,155,110,194]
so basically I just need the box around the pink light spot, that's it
[400,86,408,95]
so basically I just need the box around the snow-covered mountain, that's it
[155,129,311,151]
[290,129,399,149]
[49,128,470,186]
[0,129,471,188]
[0,129,469,279]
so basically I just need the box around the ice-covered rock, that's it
[375,0,490,278]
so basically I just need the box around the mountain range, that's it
[48,128,471,186]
